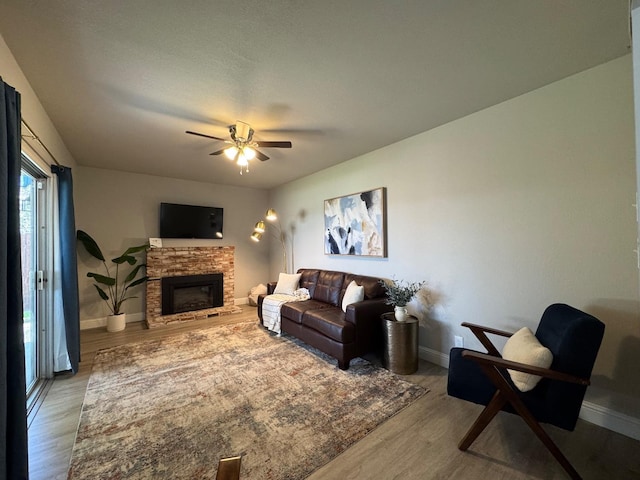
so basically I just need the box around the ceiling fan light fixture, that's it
[224,146,238,160]
[237,153,249,167]
[243,146,256,160]
[186,121,292,176]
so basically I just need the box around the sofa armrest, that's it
[345,298,393,324]
[257,282,279,322]
[345,298,393,353]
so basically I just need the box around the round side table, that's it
[381,312,418,374]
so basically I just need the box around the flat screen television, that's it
[160,203,224,239]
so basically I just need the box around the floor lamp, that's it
[250,208,288,273]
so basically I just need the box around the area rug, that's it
[68,322,427,479]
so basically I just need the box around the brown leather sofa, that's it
[257,268,392,369]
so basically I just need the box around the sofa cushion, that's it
[312,270,345,306]
[298,269,321,298]
[280,300,332,324]
[302,308,355,343]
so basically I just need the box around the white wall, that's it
[74,166,270,323]
[271,56,640,429]
[0,33,76,169]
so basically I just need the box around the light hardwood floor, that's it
[28,306,640,479]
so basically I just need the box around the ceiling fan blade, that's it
[255,149,270,161]
[255,141,292,148]
[186,130,226,141]
[209,149,226,156]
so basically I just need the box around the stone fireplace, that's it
[146,246,241,328]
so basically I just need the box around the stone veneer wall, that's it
[145,246,241,328]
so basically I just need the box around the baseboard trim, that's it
[81,312,145,330]
[579,400,640,441]
[418,345,449,368]
[420,346,640,441]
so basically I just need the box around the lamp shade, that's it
[224,146,238,160]
[250,231,262,242]
[237,152,249,167]
[265,208,277,221]
[254,220,266,233]
[243,146,256,160]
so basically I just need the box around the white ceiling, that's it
[0,1,631,190]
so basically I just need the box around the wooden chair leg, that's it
[478,364,582,480]
[515,404,581,480]
[458,391,506,451]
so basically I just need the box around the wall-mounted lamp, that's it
[251,209,288,273]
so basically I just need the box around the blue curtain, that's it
[51,165,80,374]
[0,80,29,478]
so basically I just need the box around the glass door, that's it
[20,169,39,393]
[19,161,48,406]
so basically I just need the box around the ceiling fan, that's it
[186,121,292,175]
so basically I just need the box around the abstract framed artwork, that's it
[324,187,387,257]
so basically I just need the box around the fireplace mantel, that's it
[145,246,241,328]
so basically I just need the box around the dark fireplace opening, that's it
[162,273,223,315]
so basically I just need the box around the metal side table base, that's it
[381,313,418,375]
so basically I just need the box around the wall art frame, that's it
[324,187,387,257]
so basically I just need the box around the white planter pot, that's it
[394,306,408,322]
[106,313,126,332]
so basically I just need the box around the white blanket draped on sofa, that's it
[262,288,310,334]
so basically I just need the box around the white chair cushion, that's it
[273,273,302,295]
[342,280,365,312]
[502,327,553,392]
[248,283,267,306]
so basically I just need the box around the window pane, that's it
[20,170,38,393]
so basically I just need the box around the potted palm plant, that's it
[380,278,425,321]
[77,230,149,332]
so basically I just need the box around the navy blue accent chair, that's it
[447,304,604,480]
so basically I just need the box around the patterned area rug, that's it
[68,322,427,479]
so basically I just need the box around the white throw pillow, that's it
[502,327,553,392]
[273,273,302,295]
[342,280,365,312]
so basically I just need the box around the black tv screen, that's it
[160,203,223,239]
